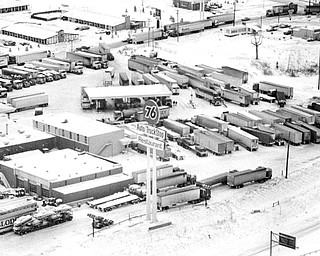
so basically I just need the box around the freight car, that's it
[227,166,272,188]
[157,185,211,211]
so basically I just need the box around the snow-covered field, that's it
[2,0,320,255]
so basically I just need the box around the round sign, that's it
[143,100,160,125]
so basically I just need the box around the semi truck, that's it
[128,58,158,73]
[197,172,228,187]
[227,166,272,188]
[295,121,320,143]
[119,72,130,86]
[163,119,190,137]
[13,204,73,235]
[227,126,259,151]
[1,67,33,87]
[66,51,102,69]
[207,13,234,26]
[177,137,208,157]
[177,64,204,78]
[221,66,248,84]
[266,3,298,17]
[28,61,66,79]
[133,141,172,162]
[157,185,211,210]
[8,92,48,111]
[97,194,141,212]
[220,89,250,107]
[142,73,160,84]
[163,71,189,89]
[131,164,174,184]
[168,20,207,37]
[87,191,130,209]
[253,81,293,99]
[241,126,275,146]
[291,105,320,126]
[49,57,83,74]
[152,170,196,190]
[192,114,228,133]
[77,49,108,68]
[127,29,168,44]
[0,77,19,91]
[9,50,48,65]
[272,123,303,145]
[280,107,315,124]
[238,86,259,105]
[284,122,311,144]
[153,72,180,95]
[221,112,256,128]
[88,214,114,229]
[10,66,46,84]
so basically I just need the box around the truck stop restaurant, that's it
[0,0,29,13]
[0,148,131,202]
[83,84,172,108]
[1,23,79,45]
[62,9,131,31]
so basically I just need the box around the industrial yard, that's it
[2,0,320,256]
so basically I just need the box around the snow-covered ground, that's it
[2,0,320,255]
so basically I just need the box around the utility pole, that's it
[233,0,236,26]
[285,133,290,179]
[176,10,179,42]
[318,50,320,90]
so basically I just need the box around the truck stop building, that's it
[292,26,320,41]
[1,23,79,45]
[61,10,131,31]
[0,118,55,160]
[33,113,125,157]
[0,149,133,202]
[0,0,29,13]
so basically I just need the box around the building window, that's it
[69,131,72,139]
[84,136,88,144]
[62,129,65,137]
[77,134,80,141]
[55,127,58,135]
[48,125,50,132]
[35,121,38,128]
[43,125,45,132]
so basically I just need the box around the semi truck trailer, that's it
[66,51,102,69]
[253,81,293,99]
[163,119,190,137]
[191,114,228,133]
[227,126,259,151]
[8,92,48,111]
[153,72,180,95]
[9,50,48,65]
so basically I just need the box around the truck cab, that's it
[48,71,61,80]
[0,87,7,98]
[12,80,23,89]
[41,72,54,82]
[92,61,102,69]
[105,67,115,78]
[36,74,46,84]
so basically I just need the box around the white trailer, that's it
[131,72,144,85]
[163,71,189,89]
[238,86,259,105]
[87,191,130,208]
[222,112,256,127]
[237,111,262,127]
[227,126,259,151]
[128,29,167,44]
[13,50,48,65]
[157,185,201,210]
[272,123,303,145]
[258,81,293,99]
[98,194,140,212]
[193,114,228,133]
[142,73,160,85]
[281,107,315,124]
[153,73,180,95]
[131,164,174,184]
[163,119,190,137]
[194,129,226,155]
[9,92,48,111]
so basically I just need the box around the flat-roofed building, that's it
[61,9,130,31]
[0,118,55,160]
[0,0,29,13]
[33,113,125,157]
[0,148,130,202]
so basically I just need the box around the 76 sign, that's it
[143,100,160,125]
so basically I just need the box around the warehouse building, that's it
[0,148,133,202]
[0,118,55,160]
[61,9,131,31]
[0,0,29,13]
[292,26,320,41]
[33,113,125,157]
[1,23,79,45]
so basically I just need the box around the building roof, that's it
[52,173,132,194]
[33,112,123,137]
[2,23,58,40]
[63,9,125,26]
[0,119,54,148]
[84,84,172,100]
[2,148,121,184]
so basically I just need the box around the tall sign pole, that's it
[318,50,320,90]
[146,146,151,220]
[152,147,157,222]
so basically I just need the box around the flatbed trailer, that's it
[87,191,130,208]
[97,194,140,212]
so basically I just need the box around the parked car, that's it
[283,29,292,35]
[75,26,90,31]
[241,17,250,22]
[266,26,277,32]
[95,29,111,35]
[307,37,315,42]
[279,23,290,28]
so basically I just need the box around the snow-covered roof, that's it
[33,112,122,137]
[0,0,29,8]
[52,173,132,194]
[63,10,125,26]
[4,148,121,183]
[84,84,172,100]
[0,119,54,148]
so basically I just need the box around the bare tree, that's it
[251,31,262,60]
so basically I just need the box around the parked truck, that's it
[153,72,180,95]
[133,141,172,162]
[177,137,208,157]
[128,58,158,73]
[131,72,144,85]
[241,127,275,146]
[266,3,298,17]
[1,67,33,87]
[142,73,160,85]
[292,105,320,127]
[157,185,211,210]
[220,89,250,107]
[49,57,83,74]
[10,65,46,84]
[163,119,190,137]
[272,123,302,145]
[227,166,272,188]
[9,50,48,65]
[42,58,82,75]
[28,61,66,79]
[221,112,256,128]
[248,110,283,125]
[77,49,108,68]
[191,114,228,133]
[227,126,259,151]
[132,164,174,185]
[253,81,293,99]
[295,121,320,143]
[119,72,130,86]
[197,172,228,187]
[8,92,48,111]
[127,29,168,44]
[97,194,141,212]
[163,71,189,89]
[285,122,311,144]
[177,64,204,78]
[13,204,73,235]
[221,66,248,84]
[238,86,259,105]
[280,107,315,124]
[194,129,227,155]
[66,51,102,69]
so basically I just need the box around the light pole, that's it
[176,10,179,42]
[233,0,236,26]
